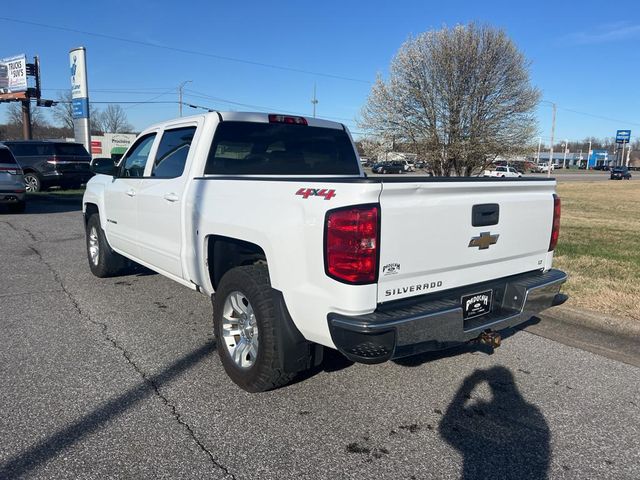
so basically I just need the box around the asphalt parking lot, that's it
[1,197,639,479]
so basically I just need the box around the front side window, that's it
[205,121,359,175]
[151,127,196,178]
[120,134,156,177]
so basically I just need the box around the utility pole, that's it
[178,80,192,117]
[562,139,568,169]
[311,83,318,118]
[536,137,542,164]
[587,139,592,168]
[548,103,556,178]
[21,100,32,140]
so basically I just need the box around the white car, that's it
[484,165,522,178]
[83,112,566,392]
[533,163,554,174]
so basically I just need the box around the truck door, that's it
[103,133,158,257]
[136,124,198,278]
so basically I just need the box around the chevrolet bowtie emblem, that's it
[468,232,499,250]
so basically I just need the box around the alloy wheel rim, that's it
[221,291,258,369]
[88,227,100,265]
[24,175,38,193]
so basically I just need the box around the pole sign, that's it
[69,47,91,152]
[0,54,28,93]
[616,130,631,144]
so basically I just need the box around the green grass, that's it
[553,181,640,320]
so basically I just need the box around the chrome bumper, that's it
[328,269,567,363]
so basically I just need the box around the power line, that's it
[0,16,371,84]
[183,89,358,124]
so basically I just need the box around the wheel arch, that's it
[206,235,268,291]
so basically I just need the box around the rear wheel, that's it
[213,265,297,392]
[86,213,129,277]
[23,173,41,193]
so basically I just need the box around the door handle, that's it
[164,193,179,203]
[126,189,136,197]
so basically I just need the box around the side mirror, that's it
[90,157,117,177]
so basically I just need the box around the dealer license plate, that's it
[461,290,493,319]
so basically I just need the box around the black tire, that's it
[8,201,26,213]
[85,213,128,277]
[213,265,297,392]
[23,172,42,193]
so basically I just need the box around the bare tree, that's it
[5,101,50,138]
[99,104,133,133]
[360,23,540,176]
[51,91,103,135]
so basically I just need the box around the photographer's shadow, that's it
[439,366,550,480]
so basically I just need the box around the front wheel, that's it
[213,265,297,392]
[85,213,129,277]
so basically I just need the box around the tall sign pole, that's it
[548,103,556,178]
[69,47,91,152]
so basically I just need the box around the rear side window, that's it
[0,149,17,164]
[205,121,359,175]
[151,127,196,178]
[6,143,55,156]
[54,143,90,156]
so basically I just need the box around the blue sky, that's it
[1,0,639,146]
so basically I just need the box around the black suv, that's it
[610,166,632,180]
[2,141,93,192]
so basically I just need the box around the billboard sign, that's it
[616,130,631,144]
[69,47,91,153]
[0,54,28,93]
[70,49,88,99]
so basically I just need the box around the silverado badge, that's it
[468,232,499,250]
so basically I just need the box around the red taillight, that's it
[0,166,21,175]
[549,194,561,251]
[325,205,379,284]
[268,114,308,125]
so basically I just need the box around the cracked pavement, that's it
[1,198,639,479]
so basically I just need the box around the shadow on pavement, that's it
[439,366,550,480]
[0,194,84,215]
[0,341,216,478]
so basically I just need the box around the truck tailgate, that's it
[377,179,556,303]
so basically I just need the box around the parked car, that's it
[0,144,26,212]
[610,166,632,180]
[372,162,405,174]
[84,111,566,392]
[2,140,93,192]
[484,166,522,178]
[532,163,553,174]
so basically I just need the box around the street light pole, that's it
[178,80,192,117]
[548,103,556,178]
[311,83,318,118]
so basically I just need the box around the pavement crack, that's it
[25,237,235,479]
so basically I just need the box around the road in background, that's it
[1,198,638,479]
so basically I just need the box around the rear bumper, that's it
[0,190,26,203]
[328,269,567,363]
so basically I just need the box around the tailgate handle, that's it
[472,204,499,227]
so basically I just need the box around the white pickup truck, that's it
[484,165,523,178]
[83,112,567,392]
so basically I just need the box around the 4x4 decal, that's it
[295,188,336,200]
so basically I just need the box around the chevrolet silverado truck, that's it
[83,112,567,392]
